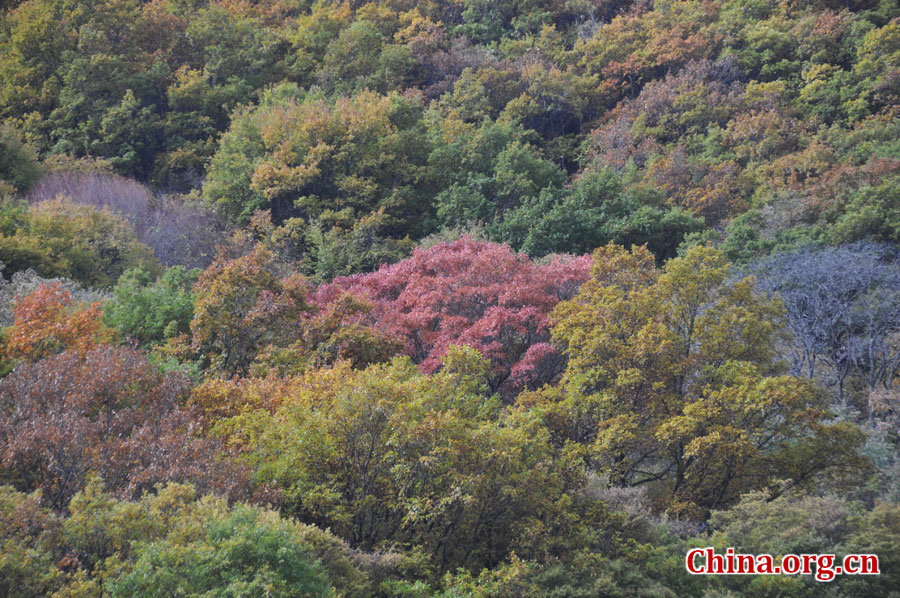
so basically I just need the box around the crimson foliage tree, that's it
[314,238,591,398]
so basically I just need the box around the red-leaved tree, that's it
[313,238,591,398]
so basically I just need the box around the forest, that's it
[1,0,900,596]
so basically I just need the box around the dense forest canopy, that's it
[2,0,900,596]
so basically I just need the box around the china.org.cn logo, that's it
[686,547,880,582]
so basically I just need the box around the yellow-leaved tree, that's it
[527,243,869,518]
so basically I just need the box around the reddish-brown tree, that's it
[0,346,251,511]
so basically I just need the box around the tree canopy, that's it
[2,0,900,596]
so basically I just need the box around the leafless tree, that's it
[29,171,229,268]
[750,243,900,414]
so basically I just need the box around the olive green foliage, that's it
[533,244,868,517]
[0,126,41,195]
[305,209,415,283]
[427,118,565,231]
[213,347,618,574]
[0,481,373,598]
[106,506,332,598]
[497,168,705,261]
[0,197,159,288]
[203,86,432,234]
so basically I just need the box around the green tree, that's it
[428,117,565,232]
[107,505,332,598]
[216,348,608,572]
[317,20,384,93]
[0,127,42,195]
[203,86,431,234]
[496,168,705,259]
[305,209,414,282]
[853,18,900,115]
[103,266,199,346]
[0,481,374,598]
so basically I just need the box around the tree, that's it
[103,266,198,347]
[0,485,62,598]
[216,348,610,573]
[536,243,867,516]
[250,291,406,377]
[575,2,722,107]
[27,169,229,268]
[830,173,900,244]
[2,282,114,364]
[0,198,160,288]
[0,481,376,598]
[203,86,432,234]
[0,0,76,125]
[0,268,103,328]
[317,20,384,93]
[0,346,250,511]
[107,505,332,598]
[304,208,414,282]
[853,18,900,114]
[0,126,42,195]
[706,488,900,597]
[426,117,565,233]
[184,245,312,377]
[495,168,705,259]
[314,238,591,398]
[750,243,900,417]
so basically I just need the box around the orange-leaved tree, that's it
[3,282,115,364]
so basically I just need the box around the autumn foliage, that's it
[210,348,615,573]
[533,244,869,516]
[315,238,591,397]
[0,345,251,511]
[182,245,312,377]
[2,0,900,596]
[3,282,115,363]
